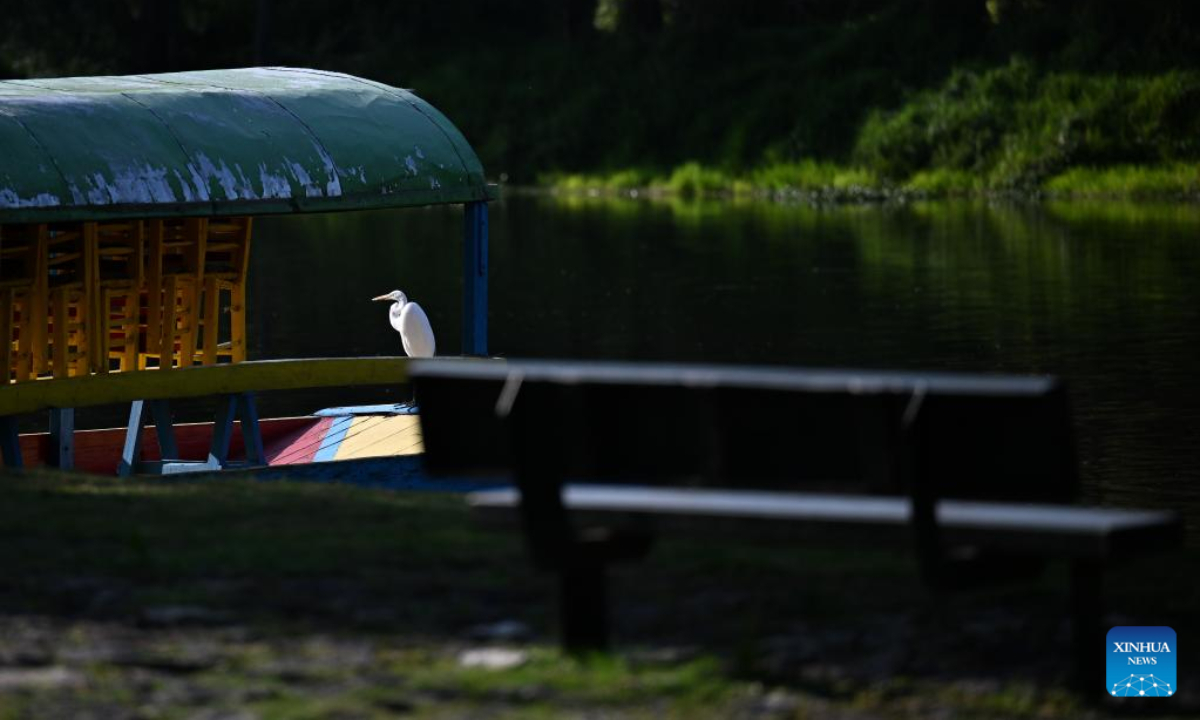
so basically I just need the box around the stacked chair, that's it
[96,220,145,374]
[201,217,252,364]
[151,218,208,371]
[0,223,49,382]
[47,222,96,378]
[0,217,252,385]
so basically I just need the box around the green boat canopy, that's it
[0,67,490,223]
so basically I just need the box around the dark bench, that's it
[410,358,1183,678]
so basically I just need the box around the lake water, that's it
[252,193,1200,528]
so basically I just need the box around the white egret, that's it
[372,289,436,358]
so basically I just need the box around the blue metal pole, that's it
[48,408,74,470]
[462,201,489,356]
[150,400,179,460]
[0,416,22,468]
[207,395,240,467]
[239,392,265,466]
[118,401,147,477]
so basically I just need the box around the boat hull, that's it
[18,412,424,475]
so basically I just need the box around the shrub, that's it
[666,162,731,197]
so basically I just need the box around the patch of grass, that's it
[1044,163,1200,197]
[0,472,485,573]
[240,643,743,718]
[254,693,395,720]
[411,649,729,706]
[0,471,542,632]
[604,168,661,190]
[543,157,1200,200]
[747,160,845,191]
[903,168,983,195]
[0,698,31,720]
[663,162,732,198]
[539,172,603,192]
[539,168,667,194]
[543,160,887,199]
[848,678,1085,719]
[934,682,1082,718]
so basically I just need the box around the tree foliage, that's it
[2,1,1198,181]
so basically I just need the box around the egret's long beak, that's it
[371,294,391,302]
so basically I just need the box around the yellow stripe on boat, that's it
[334,415,424,460]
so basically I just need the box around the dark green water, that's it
[253,194,1200,524]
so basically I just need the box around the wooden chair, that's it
[5,216,250,381]
[144,218,206,370]
[0,223,49,383]
[46,223,96,379]
[95,221,144,373]
[198,217,252,365]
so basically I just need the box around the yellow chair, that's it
[199,217,252,364]
[95,220,145,373]
[144,218,206,370]
[0,223,49,383]
[46,223,98,378]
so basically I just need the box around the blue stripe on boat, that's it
[312,404,419,417]
[313,415,354,462]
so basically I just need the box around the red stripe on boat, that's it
[266,416,334,465]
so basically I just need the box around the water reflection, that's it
[252,194,1200,525]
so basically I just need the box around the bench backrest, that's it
[412,359,1079,503]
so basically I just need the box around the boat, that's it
[0,67,493,475]
[16,404,423,475]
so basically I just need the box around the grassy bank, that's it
[538,59,1200,201]
[0,471,1196,717]
[426,9,1200,198]
[541,160,1200,201]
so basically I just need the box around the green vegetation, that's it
[244,649,736,719]
[853,61,1200,195]
[540,58,1200,199]
[1044,164,1200,198]
[6,2,1200,199]
[406,650,731,707]
[543,160,1200,200]
[542,158,1200,201]
[542,161,888,200]
[545,160,886,198]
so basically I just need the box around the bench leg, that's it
[560,560,608,654]
[1070,560,1104,691]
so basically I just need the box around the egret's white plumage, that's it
[372,289,436,358]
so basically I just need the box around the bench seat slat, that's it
[468,485,1181,558]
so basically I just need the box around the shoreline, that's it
[527,163,1200,204]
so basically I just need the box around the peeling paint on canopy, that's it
[0,67,490,223]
